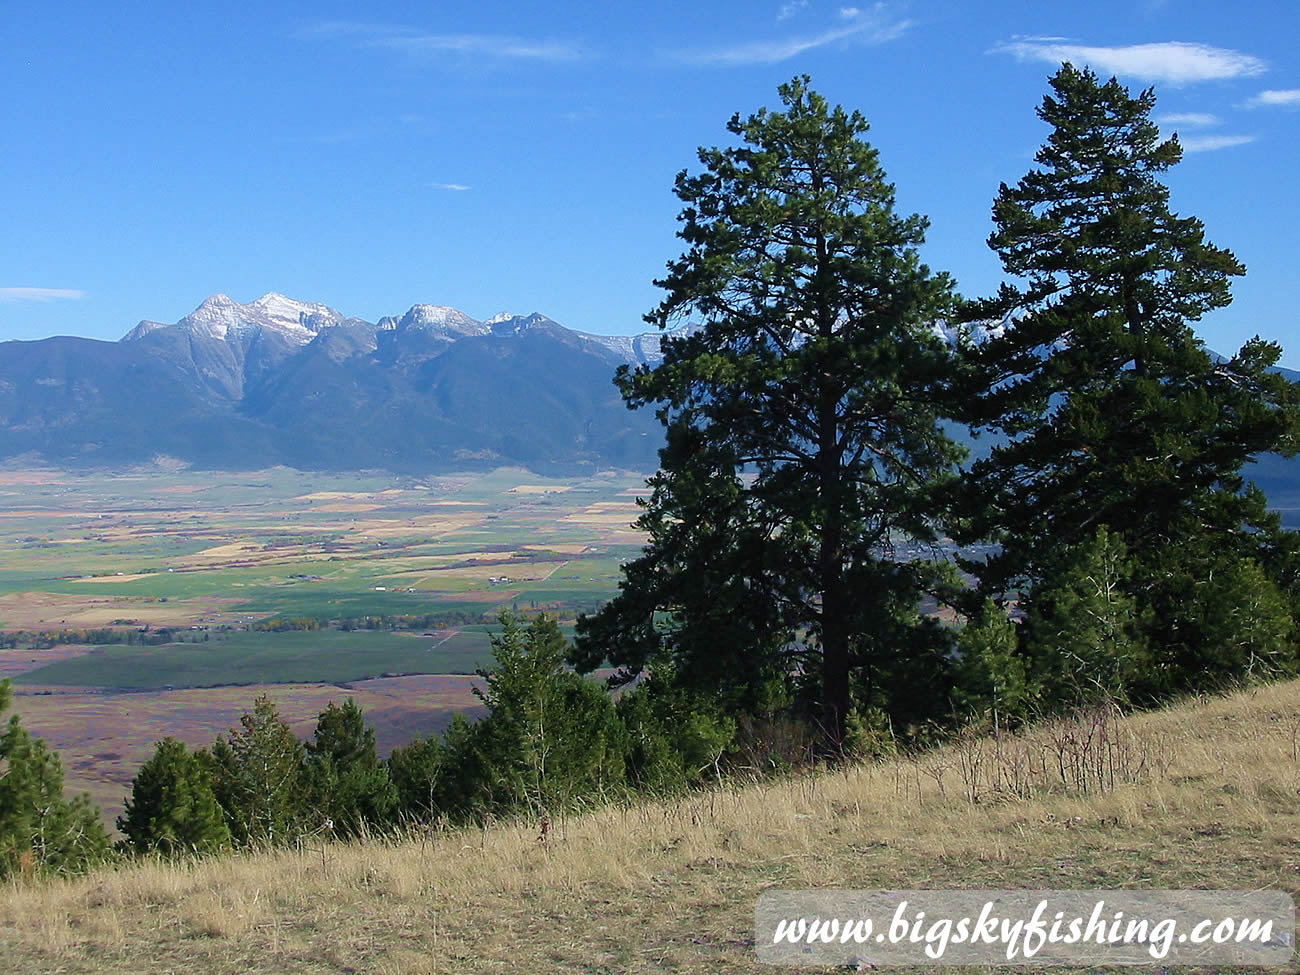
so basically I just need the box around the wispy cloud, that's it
[777,0,808,21]
[1244,88,1300,108]
[306,21,585,62]
[995,39,1266,84]
[430,182,471,191]
[0,287,86,303]
[1156,112,1220,127]
[1177,133,1255,152]
[670,5,910,66]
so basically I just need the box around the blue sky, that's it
[2,1,1297,364]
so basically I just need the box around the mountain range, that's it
[0,293,683,473]
[2,294,1298,503]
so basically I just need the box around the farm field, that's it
[0,465,648,824]
[8,628,543,690]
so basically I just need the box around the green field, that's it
[11,630,495,688]
[11,623,582,689]
[0,467,645,689]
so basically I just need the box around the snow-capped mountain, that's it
[126,293,684,370]
[376,304,489,338]
[120,294,365,401]
[1,291,1296,482]
[0,292,688,472]
[125,292,348,344]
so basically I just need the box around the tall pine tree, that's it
[957,66,1300,695]
[573,77,966,749]
[960,64,1300,605]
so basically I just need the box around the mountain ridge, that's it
[1,292,689,473]
[3,294,1296,494]
[120,293,683,367]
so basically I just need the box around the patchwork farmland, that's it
[0,466,649,823]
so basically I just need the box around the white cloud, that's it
[671,5,911,66]
[430,182,471,191]
[1177,133,1255,152]
[777,0,808,21]
[307,21,584,62]
[1156,112,1219,127]
[1244,88,1300,108]
[0,287,86,303]
[996,40,1266,84]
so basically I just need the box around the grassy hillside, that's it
[3,681,1299,974]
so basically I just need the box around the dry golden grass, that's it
[3,681,1299,974]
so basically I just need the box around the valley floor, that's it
[3,681,1299,974]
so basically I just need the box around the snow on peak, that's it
[397,304,488,336]
[126,293,347,345]
[121,291,692,367]
[248,292,342,330]
[575,321,701,365]
[489,312,559,335]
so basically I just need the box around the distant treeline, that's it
[334,611,488,631]
[250,612,488,633]
[0,610,565,647]
[255,607,590,632]
[0,627,186,649]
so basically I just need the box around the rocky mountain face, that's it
[0,294,685,473]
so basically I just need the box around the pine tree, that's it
[475,613,626,815]
[1022,527,1153,707]
[387,733,448,824]
[118,737,231,856]
[303,698,398,836]
[572,423,802,718]
[613,672,737,794]
[0,679,109,877]
[1185,557,1295,683]
[951,599,1031,724]
[960,64,1300,599]
[434,712,491,819]
[207,695,306,848]
[1145,535,1297,691]
[573,76,965,750]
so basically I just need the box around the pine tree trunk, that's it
[821,557,850,754]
